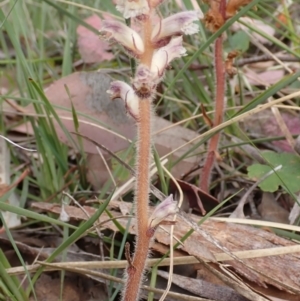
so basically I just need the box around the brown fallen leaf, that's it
[242,110,300,153]
[258,192,289,224]
[13,71,202,188]
[244,69,285,86]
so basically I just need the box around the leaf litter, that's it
[30,200,300,294]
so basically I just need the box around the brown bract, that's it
[226,0,252,18]
[204,9,224,32]
[204,0,254,32]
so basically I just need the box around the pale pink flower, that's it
[148,194,178,229]
[151,11,203,44]
[151,36,186,77]
[107,81,139,120]
[116,0,150,19]
[99,20,144,55]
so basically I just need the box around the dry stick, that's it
[200,0,227,193]
[122,12,155,301]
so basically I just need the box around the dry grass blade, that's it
[4,243,300,275]
[213,217,300,232]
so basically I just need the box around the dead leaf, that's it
[77,14,113,63]
[244,110,300,153]
[14,71,202,188]
[258,192,289,223]
[231,17,276,45]
[244,69,285,86]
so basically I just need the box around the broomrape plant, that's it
[100,1,203,300]
[100,0,258,299]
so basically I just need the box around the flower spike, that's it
[116,0,150,19]
[100,20,144,56]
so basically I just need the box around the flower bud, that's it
[99,20,144,56]
[152,11,203,47]
[151,36,186,78]
[116,0,150,19]
[132,65,157,98]
[107,81,140,120]
[148,194,178,229]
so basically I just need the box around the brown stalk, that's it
[122,11,155,301]
[200,0,227,193]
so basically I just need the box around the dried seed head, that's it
[204,9,224,32]
[99,20,144,55]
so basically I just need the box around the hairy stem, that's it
[200,0,226,193]
[122,11,154,301]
